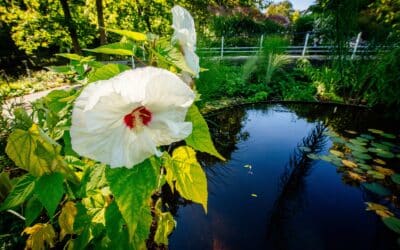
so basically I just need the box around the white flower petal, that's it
[172,6,196,47]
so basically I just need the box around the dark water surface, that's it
[168,104,400,250]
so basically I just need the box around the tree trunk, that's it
[96,0,107,45]
[59,0,81,54]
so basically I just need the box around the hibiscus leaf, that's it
[6,124,63,177]
[34,172,64,219]
[85,42,136,56]
[58,201,77,240]
[25,197,43,226]
[185,105,225,161]
[104,202,130,249]
[87,63,130,83]
[22,223,56,250]
[107,29,147,41]
[106,159,160,246]
[154,199,176,246]
[0,174,35,211]
[164,146,208,213]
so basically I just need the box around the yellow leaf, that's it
[347,171,366,182]
[330,149,344,158]
[22,223,56,250]
[58,201,77,240]
[365,202,394,218]
[373,159,386,165]
[374,166,395,176]
[342,160,357,168]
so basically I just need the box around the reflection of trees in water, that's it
[266,123,328,250]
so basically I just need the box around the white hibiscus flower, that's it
[70,67,195,168]
[171,5,200,77]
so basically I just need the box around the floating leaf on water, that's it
[331,160,344,167]
[349,139,367,146]
[331,137,346,144]
[353,168,365,174]
[352,151,372,160]
[391,174,400,185]
[373,159,386,165]
[320,155,333,162]
[382,217,400,234]
[362,182,391,196]
[347,171,366,182]
[323,130,339,137]
[342,160,357,168]
[346,143,368,153]
[330,150,344,158]
[365,202,394,218]
[381,141,395,148]
[299,146,312,152]
[377,151,395,159]
[366,170,386,180]
[371,142,391,151]
[381,133,396,139]
[251,194,258,198]
[358,163,372,171]
[374,166,395,176]
[368,147,379,153]
[360,134,375,140]
[307,154,319,160]
[368,129,384,134]
[345,130,358,135]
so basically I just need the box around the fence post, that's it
[259,34,264,52]
[351,32,362,60]
[220,36,224,59]
[302,32,310,57]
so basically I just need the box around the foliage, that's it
[0,8,224,249]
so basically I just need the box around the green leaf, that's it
[391,174,400,185]
[34,173,64,218]
[104,202,130,250]
[6,124,62,177]
[362,182,391,196]
[154,201,175,246]
[185,105,225,160]
[106,159,160,245]
[0,171,12,201]
[0,174,35,211]
[164,146,208,212]
[382,217,400,234]
[13,108,33,130]
[63,131,79,157]
[107,29,147,41]
[85,42,135,56]
[56,53,85,61]
[87,64,130,83]
[79,164,107,197]
[48,65,73,74]
[43,89,76,114]
[25,197,43,226]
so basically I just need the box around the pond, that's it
[166,103,400,250]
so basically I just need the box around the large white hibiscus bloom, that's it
[171,5,200,77]
[70,67,195,168]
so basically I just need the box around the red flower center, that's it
[123,106,152,129]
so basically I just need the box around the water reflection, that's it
[167,103,400,250]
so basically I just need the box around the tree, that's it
[59,0,81,54]
[96,0,106,45]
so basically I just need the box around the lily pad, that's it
[342,160,357,168]
[366,170,385,180]
[330,149,344,158]
[360,134,375,140]
[382,217,400,234]
[368,129,384,134]
[320,155,333,162]
[377,151,395,159]
[299,146,312,152]
[352,151,372,160]
[381,141,395,148]
[349,139,367,146]
[373,159,386,165]
[331,137,346,144]
[344,130,357,135]
[307,154,319,160]
[362,182,391,196]
[371,142,391,151]
[381,133,396,139]
[358,163,372,171]
[346,143,368,153]
[391,174,400,185]
[374,166,395,176]
[353,168,365,174]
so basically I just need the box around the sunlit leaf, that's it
[360,134,374,140]
[22,223,56,250]
[164,146,208,212]
[307,153,319,160]
[362,182,391,196]
[104,202,130,249]
[59,201,77,240]
[342,160,357,168]
[382,217,400,234]
[251,194,258,197]
[374,166,395,176]
[107,29,147,41]
[0,174,35,211]
[346,143,367,153]
[349,138,366,146]
[154,200,176,246]
[368,129,384,134]
[56,53,85,61]
[85,42,135,56]
[381,133,396,139]
[87,63,130,83]
[352,151,372,160]
[34,172,64,218]
[358,163,372,171]
[185,105,225,161]
[365,202,393,218]
[373,159,386,165]
[345,130,358,135]
[320,155,333,162]
[371,142,391,151]
[106,159,159,245]
[330,149,344,158]
[347,171,365,182]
